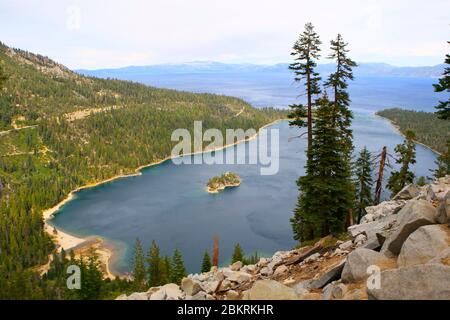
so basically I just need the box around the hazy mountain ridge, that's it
[77,62,446,79]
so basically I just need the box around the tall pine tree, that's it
[147,240,162,287]
[132,238,146,291]
[201,250,212,273]
[231,244,244,263]
[171,249,187,285]
[434,41,450,120]
[354,147,374,223]
[291,94,355,241]
[288,22,322,150]
[324,34,357,155]
[387,130,417,196]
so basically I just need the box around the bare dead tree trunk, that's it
[212,235,219,267]
[374,146,387,205]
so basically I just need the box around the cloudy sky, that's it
[0,0,449,69]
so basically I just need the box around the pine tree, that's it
[433,139,450,178]
[288,22,322,150]
[131,238,146,291]
[291,94,355,241]
[387,130,417,196]
[434,42,450,120]
[147,240,162,287]
[201,250,212,273]
[160,256,172,285]
[0,61,7,89]
[171,249,186,285]
[324,34,357,155]
[354,147,373,223]
[231,244,244,264]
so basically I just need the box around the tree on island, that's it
[132,238,147,291]
[291,93,355,240]
[147,240,163,287]
[170,249,187,285]
[201,250,212,273]
[231,243,245,264]
[387,130,417,196]
[354,147,374,223]
[434,41,450,120]
[288,22,322,150]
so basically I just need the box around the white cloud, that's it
[0,0,448,68]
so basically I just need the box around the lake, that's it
[51,73,440,274]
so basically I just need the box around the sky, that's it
[0,0,449,69]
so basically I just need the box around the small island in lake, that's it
[207,172,241,194]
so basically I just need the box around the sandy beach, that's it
[42,118,286,278]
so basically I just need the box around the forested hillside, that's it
[0,42,284,298]
[376,108,449,154]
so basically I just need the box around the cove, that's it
[50,113,438,275]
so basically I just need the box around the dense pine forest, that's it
[0,42,285,299]
[376,108,449,154]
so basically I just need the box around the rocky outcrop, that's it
[380,200,437,257]
[367,264,450,300]
[393,184,420,200]
[118,176,450,301]
[398,224,450,267]
[341,248,392,283]
[242,280,298,300]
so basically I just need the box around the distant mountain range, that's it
[77,61,446,79]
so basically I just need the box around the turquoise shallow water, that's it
[51,114,438,274]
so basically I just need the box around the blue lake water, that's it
[51,73,441,274]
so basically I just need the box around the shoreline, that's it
[374,113,442,156]
[42,118,286,278]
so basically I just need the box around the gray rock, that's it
[393,184,420,200]
[362,237,381,251]
[348,214,398,239]
[339,240,353,251]
[416,185,436,201]
[342,248,390,283]
[398,224,450,267]
[367,264,450,300]
[363,200,406,223]
[191,291,207,300]
[230,261,243,271]
[304,252,321,263]
[115,294,128,300]
[201,280,220,294]
[354,233,367,246]
[380,200,437,256]
[260,266,271,276]
[226,271,252,284]
[309,259,346,289]
[127,292,149,300]
[436,191,450,224]
[428,248,450,265]
[244,280,298,300]
[321,281,347,300]
[273,265,288,276]
[181,277,202,296]
[293,279,312,294]
[150,283,183,300]
[226,290,240,300]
